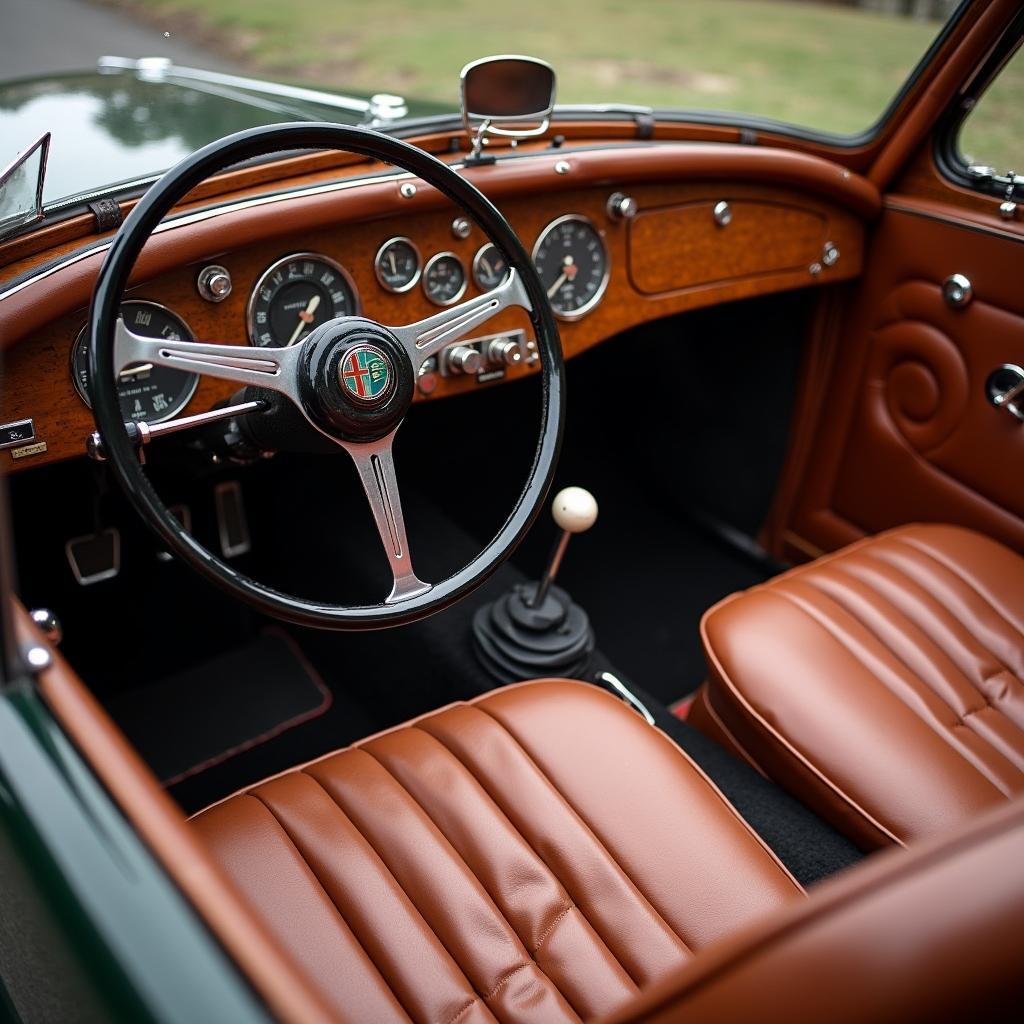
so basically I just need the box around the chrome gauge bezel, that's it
[71,299,200,424]
[374,236,422,294]
[246,251,361,347]
[471,241,511,291]
[532,213,610,322]
[422,251,468,307]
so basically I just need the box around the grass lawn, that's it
[109,0,1020,168]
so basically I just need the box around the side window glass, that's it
[958,42,1024,178]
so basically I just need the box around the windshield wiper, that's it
[97,56,408,125]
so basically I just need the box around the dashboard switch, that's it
[486,338,524,367]
[446,345,483,375]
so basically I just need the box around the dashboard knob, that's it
[606,192,637,221]
[486,338,523,367]
[197,264,232,302]
[446,345,483,375]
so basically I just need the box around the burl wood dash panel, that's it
[1,179,863,471]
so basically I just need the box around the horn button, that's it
[298,319,414,442]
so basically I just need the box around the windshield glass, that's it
[2,0,965,210]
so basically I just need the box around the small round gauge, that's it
[532,214,609,320]
[472,242,509,290]
[375,237,421,293]
[422,252,467,306]
[248,253,359,348]
[71,300,198,424]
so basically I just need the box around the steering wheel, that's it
[89,123,565,630]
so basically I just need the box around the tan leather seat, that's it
[193,679,803,1023]
[694,523,1024,849]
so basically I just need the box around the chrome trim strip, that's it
[0,168,413,303]
[883,199,1024,246]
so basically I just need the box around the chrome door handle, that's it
[986,364,1024,422]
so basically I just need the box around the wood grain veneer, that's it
[1,174,864,472]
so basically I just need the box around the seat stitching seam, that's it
[532,905,574,955]
[245,791,415,1023]
[862,545,1024,691]
[420,721,669,976]
[298,768,487,1014]
[892,536,1024,643]
[800,565,1023,746]
[354,741,565,995]
[405,725,639,984]
[773,587,1018,794]
[484,963,533,1002]
[469,705,701,953]
[840,551,1017,689]
[443,997,480,1024]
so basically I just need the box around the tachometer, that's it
[532,215,609,320]
[247,253,359,347]
[71,301,199,423]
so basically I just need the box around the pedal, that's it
[214,481,251,558]
[156,504,192,563]
[65,528,120,585]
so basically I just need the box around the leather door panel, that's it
[785,207,1024,558]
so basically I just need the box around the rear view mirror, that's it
[461,55,556,160]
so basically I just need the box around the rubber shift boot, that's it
[472,581,596,683]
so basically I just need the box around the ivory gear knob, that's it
[551,486,599,534]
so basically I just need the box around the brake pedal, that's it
[65,528,120,585]
[214,481,251,558]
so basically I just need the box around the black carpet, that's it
[106,630,331,786]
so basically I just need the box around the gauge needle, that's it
[546,255,577,298]
[388,252,397,274]
[288,294,321,346]
[119,363,153,380]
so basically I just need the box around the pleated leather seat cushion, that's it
[697,524,1024,849]
[192,679,802,1023]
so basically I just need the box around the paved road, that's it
[1,0,237,80]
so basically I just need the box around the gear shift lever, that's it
[530,486,599,609]
[472,487,598,683]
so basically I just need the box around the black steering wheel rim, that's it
[89,122,565,630]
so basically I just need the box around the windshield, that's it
[2,0,965,210]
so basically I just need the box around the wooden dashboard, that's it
[0,138,874,472]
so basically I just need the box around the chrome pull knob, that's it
[197,265,232,303]
[485,338,523,367]
[445,344,483,375]
[942,274,973,308]
[606,192,638,221]
[987,364,1024,422]
[29,608,62,646]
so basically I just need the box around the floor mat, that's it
[106,629,332,785]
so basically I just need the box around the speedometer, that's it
[532,215,609,320]
[71,301,198,424]
[247,253,359,347]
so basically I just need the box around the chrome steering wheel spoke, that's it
[390,268,532,370]
[341,428,430,604]
[114,317,304,403]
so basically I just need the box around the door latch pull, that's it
[986,364,1024,422]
